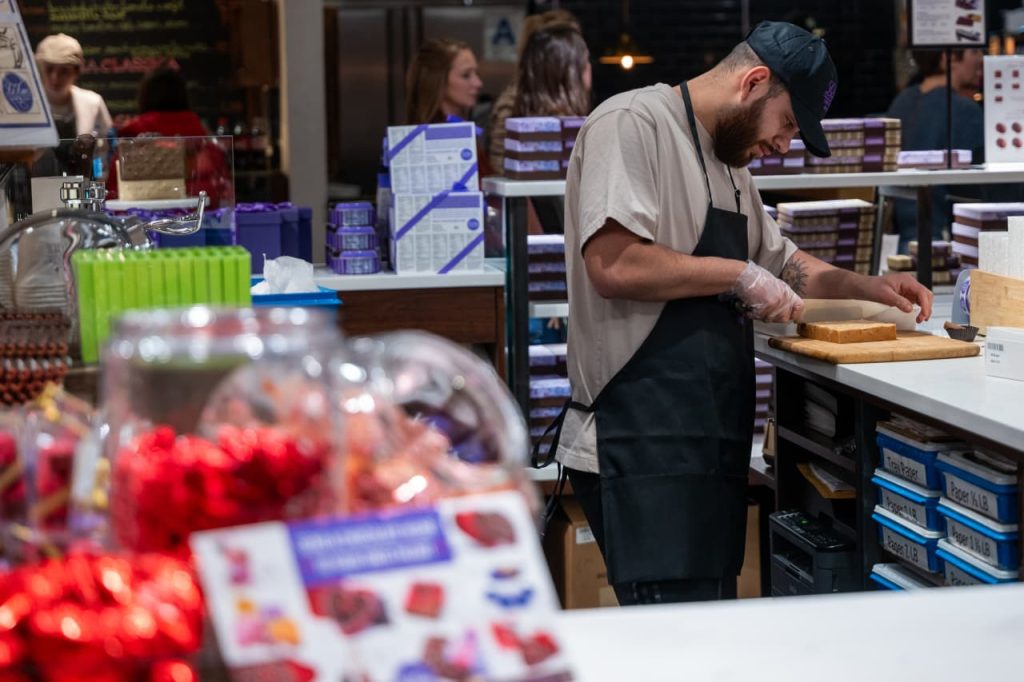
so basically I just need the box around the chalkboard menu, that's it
[21,0,233,128]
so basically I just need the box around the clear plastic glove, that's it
[731,261,805,323]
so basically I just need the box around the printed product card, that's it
[984,56,1024,163]
[192,490,574,682]
[387,123,479,195]
[0,2,56,147]
[910,0,985,47]
[389,191,485,274]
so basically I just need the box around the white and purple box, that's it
[386,122,479,194]
[389,190,485,274]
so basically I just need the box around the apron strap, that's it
[680,81,742,213]
[530,398,592,468]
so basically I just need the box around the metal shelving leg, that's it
[916,186,933,289]
[506,196,530,416]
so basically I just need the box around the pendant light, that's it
[598,0,653,70]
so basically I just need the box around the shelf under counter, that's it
[776,425,857,473]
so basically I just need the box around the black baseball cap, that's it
[745,20,838,158]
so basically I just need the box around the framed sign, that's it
[0,0,56,148]
[909,0,986,48]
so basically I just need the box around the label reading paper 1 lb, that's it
[946,517,997,564]
[879,488,927,527]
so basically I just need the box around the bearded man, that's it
[545,21,933,605]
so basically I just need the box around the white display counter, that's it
[559,582,1024,680]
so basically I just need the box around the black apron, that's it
[545,82,755,585]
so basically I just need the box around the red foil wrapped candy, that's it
[110,425,329,555]
[0,553,202,681]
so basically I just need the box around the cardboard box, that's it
[543,496,617,609]
[389,191,485,274]
[386,122,479,194]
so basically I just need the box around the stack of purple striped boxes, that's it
[529,343,569,462]
[327,201,382,275]
[951,202,1024,269]
[777,199,877,274]
[504,116,586,180]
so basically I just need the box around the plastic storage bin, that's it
[328,250,381,275]
[937,538,1019,586]
[937,498,1019,570]
[332,201,375,227]
[873,505,945,573]
[936,450,1019,523]
[250,277,340,309]
[872,468,943,531]
[869,562,935,590]
[876,424,964,489]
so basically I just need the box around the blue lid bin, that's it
[250,277,340,309]
[937,498,1019,571]
[873,505,945,573]
[235,208,283,268]
[876,425,962,490]
[936,450,1019,524]
[872,469,944,532]
[869,562,936,591]
[937,538,1020,586]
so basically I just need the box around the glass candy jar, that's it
[93,306,342,555]
[334,331,537,515]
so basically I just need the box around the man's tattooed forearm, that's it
[782,258,808,296]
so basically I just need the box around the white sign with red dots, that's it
[985,56,1024,162]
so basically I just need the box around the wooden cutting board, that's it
[768,331,980,364]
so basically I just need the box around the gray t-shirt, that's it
[556,83,797,474]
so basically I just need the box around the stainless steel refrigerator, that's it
[326,0,525,194]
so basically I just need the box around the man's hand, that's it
[858,272,934,323]
[732,261,805,323]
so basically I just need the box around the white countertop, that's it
[752,163,1024,190]
[481,164,1024,197]
[314,261,505,292]
[755,332,1024,451]
[558,583,1024,680]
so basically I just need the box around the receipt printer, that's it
[769,509,859,596]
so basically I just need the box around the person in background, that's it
[34,33,112,140]
[404,38,493,179]
[406,38,483,124]
[118,65,209,138]
[886,49,984,252]
[502,23,591,239]
[488,10,582,173]
[110,65,229,208]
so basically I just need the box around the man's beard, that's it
[713,94,771,168]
